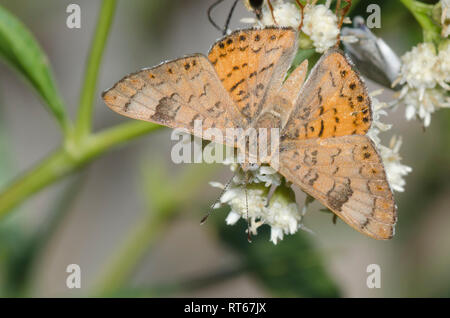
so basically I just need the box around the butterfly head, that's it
[243,0,264,19]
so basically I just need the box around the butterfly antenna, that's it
[200,168,239,225]
[223,0,239,35]
[244,172,252,243]
[267,0,277,25]
[208,0,226,33]
[336,0,352,46]
[335,0,342,15]
[245,185,253,243]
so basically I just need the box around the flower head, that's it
[395,41,450,127]
[211,157,303,244]
[266,186,302,244]
[402,87,450,127]
[398,42,439,90]
[302,4,340,53]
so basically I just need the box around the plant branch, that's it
[74,0,117,143]
[0,121,162,220]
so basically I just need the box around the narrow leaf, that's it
[0,5,69,132]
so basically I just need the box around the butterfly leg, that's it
[336,0,352,45]
[294,0,305,31]
[266,0,278,25]
[244,185,253,243]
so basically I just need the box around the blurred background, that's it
[0,0,449,297]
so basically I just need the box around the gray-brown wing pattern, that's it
[273,49,397,239]
[103,54,245,145]
[281,49,372,141]
[278,135,396,240]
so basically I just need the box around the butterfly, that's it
[102,27,397,240]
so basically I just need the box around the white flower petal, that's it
[270,227,284,245]
[225,211,241,225]
[209,181,224,189]
[405,104,416,120]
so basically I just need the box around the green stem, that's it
[399,0,440,43]
[74,0,117,143]
[0,122,162,220]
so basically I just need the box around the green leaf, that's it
[0,5,69,133]
[214,210,341,297]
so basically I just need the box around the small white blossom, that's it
[260,0,302,29]
[395,41,450,127]
[398,42,439,91]
[401,87,450,127]
[211,156,304,244]
[302,4,340,53]
[225,210,241,225]
[265,187,302,244]
[241,1,355,53]
[378,136,412,193]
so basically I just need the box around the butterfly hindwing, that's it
[275,49,396,239]
[103,54,245,145]
[281,49,372,141]
[278,135,396,240]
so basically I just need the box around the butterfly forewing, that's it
[102,54,244,145]
[275,49,396,240]
[208,27,297,123]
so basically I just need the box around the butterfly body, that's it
[103,27,396,240]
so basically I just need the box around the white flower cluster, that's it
[395,41,450,127]
[302,4,340,53]
[210,160,304,244]
[367,90,412,193]
[242,0,354,53]
[378,136,412,193]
